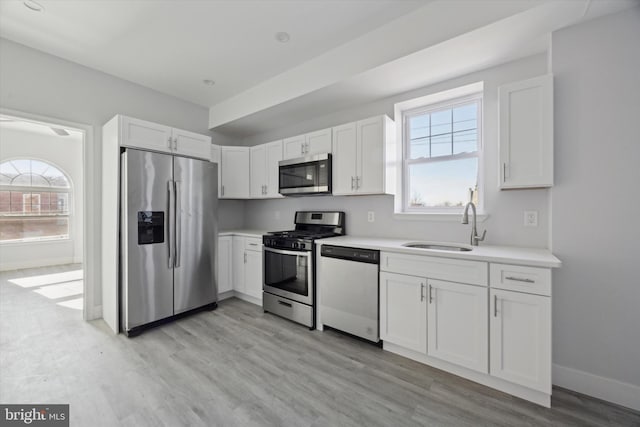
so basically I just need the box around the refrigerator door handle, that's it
[167,180,174,269]
[174,180,181,268]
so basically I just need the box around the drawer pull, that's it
[505,276,535,283]
[248,243,258,246]
[278,300,292,308]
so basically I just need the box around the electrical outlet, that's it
[524,210,538,227]
[274,210,280,220]
[367,211,375,223]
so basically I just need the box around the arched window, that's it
[0,159,72,242]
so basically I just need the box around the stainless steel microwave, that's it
[278,153,332,196]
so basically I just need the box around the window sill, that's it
[393,212,489,222]
[0,237,71,246]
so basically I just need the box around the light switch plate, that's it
[524,210,538,227]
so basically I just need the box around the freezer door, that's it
[173,157,218,314]
[121,149,175,331]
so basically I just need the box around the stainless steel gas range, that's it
[262,211,345,329]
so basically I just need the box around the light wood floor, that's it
[1,265,639,426]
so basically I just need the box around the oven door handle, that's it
[264,247,311,257]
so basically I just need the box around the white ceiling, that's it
[1,0,637,138]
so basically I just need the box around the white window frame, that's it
[398,90,484,216]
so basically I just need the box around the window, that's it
[402,93,482,212]
[0,159,71,242]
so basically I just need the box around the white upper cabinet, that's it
[499,74,553,189]
[211,144,222,197]
[171,128,212,160]
[283,127,332,160]
[332,122,358,194]
[250,140,283,198]
[427,279,488,373]
[332,115,395,196]
[119,116,211,160]
[220,146,250,199]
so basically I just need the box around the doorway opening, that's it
[0,114,85,318]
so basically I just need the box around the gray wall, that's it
[243,54,551,248]
[0,38,238,307]
[551,8,640,388]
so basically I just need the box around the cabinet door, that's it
[357,116,385,194]
[250,144,267,198]
[427,279,488,373]
[244,249,263,300]
[211,144,222,197]
[220,147,250,198]
[305,128,332,155]
[332,122,357,195]
[232,236,245,293]
[265,140,283,198]
[499,74,553,189]
[380,272,427,353]
[490,289,551,393]
[283,134,306,159]
[218,236,233,294]
[172,128,211,160]
[120,116,172,153]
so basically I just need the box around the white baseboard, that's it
[553,364,640,411]
[86,304,102,321]
[233,291,262,307]
[0,257,75,272]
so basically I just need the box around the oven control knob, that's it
[292,242,298,249]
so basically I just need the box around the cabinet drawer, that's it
[490,264,551,296]
[244,237,263,251]
[381,252,487,286]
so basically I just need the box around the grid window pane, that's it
[453,129,477,154]
[0,159,72,242]
[408,157,478,208]
[409,115,430,159]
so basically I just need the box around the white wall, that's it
[0,38,237,311]
[243,54,551,248]
[0,127,83,270]
[551,8,640,410]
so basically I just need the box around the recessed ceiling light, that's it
[23,0,44,12]
[203,79,216,86]
[275,32,290,43]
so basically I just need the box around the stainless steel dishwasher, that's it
[319,245,380,342]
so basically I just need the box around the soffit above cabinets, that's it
[1,0,636,137]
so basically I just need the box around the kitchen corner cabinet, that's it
[332,115,395,195]
[283,127,332,160]
[220,146,250,198]
[218,236,233,294]
[225,235,263,303]
[490,288,551,393]
[250,140,283,198]
[499,74,553,189]
[380,272,427,353]
[119,115,211,160]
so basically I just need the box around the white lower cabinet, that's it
[223,234,263,305]
[380,272,427,353]
[244,249,263,300]
[490,288,551,393]
[217,236,233,294]
[427,279,488,373]
[379,250,554,407]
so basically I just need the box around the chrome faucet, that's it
[461,189,486,246]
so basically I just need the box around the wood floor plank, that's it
[2,265,640,426]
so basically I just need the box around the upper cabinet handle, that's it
[167,136,172,149]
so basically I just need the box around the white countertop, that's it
[219,229,267,238]
[316,236,561,268]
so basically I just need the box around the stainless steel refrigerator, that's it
[120,148,218,336]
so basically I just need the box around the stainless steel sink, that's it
[402,242,472,252]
